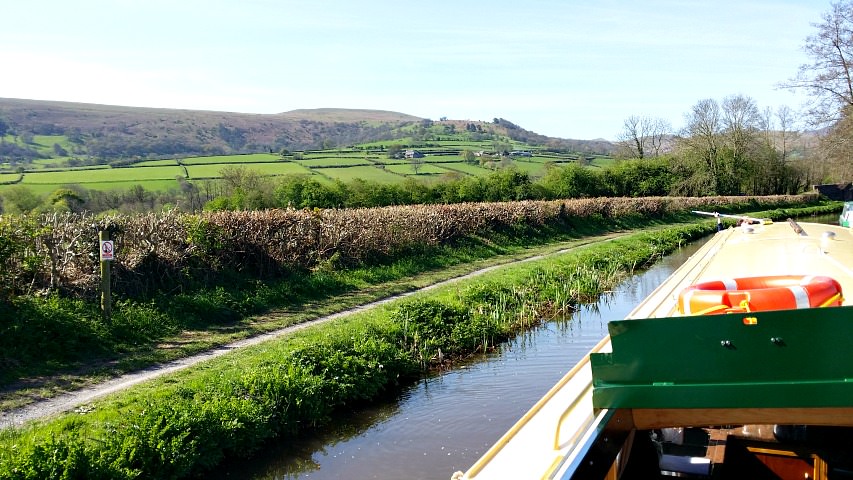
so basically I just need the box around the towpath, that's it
[0,233,627,429]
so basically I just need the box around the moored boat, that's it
[456,218,853,479]
[841,201,853,228]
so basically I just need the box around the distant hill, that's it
[0,98,616,162]
[278,108,423,123]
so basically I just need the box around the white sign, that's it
[100,240,115,261]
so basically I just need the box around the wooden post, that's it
[99,230,112,320]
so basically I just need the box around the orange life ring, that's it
[678,275,843,315]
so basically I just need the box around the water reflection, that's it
[214,241,706,480]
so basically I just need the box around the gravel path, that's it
[0,237,618,429]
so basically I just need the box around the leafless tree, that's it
[721,94,762,159]
[775,105,801,162]
[674,99,723,194]
[616,115,671,159]
[781,1,853,126]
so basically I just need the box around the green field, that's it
[0,173,21,183]
[384,163,452,176]
[135,159,180,167]
[297,157,374,168]
[181,153,281,165]
[319,165,407,183]
[13,179,182,195]
[186,162,311,179]
[437,162,493,176]
[22,166,185,184]
[588,156,616,168]
[0,140,612,197]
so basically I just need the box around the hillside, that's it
[0,98,616,163]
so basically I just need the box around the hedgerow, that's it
[0,194,816,300]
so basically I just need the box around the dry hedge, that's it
[0,195,812,299]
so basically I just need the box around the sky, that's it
[0,0,833,140]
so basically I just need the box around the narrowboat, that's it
[841,201,853,228]
[456,218,853,479]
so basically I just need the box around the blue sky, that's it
[0,0,830,140]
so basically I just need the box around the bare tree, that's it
[782,1,853,125]
[674,99,723,194]
[616,115,671,159]
[775,105,801,162]
[721,94,761,159]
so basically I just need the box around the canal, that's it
[215,217,834,479]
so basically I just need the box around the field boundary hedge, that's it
[0,194,816,300]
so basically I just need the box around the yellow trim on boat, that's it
[465,335,610,478]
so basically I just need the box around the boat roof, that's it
[629,220,853,319]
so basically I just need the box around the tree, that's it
[53,143,68,156]
[616,116,672,159]
[781,2,853,182]
[48,188,85,212]
[2,185,43,214]
[677,98,722,194]
[775,105,801,163]
[387,144,404,159]
[782,1,853,126]
[462,149,477,164]
[410,156,424,174]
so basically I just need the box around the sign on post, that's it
[100,240,114,261]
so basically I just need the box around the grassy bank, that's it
[0,222,715,479]
[0,199,841,410]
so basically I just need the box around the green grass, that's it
[185,162,311,179]
[21,166,185,184]
[588,157,616,168]
[8,179,182,195]
[384,163,453,175]
[439,162,493,176]
[135,159,180,167]
[320,165,408,183]
[0,173,21,183]
[180,153,281,165]
[374,158,410,165]
[297,157,373,168]
[505,160,549,177]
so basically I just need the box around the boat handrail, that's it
[553,385,594,450]
[465,335,610,478]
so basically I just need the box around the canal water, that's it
[217,214,840,480]
[213,238,707,480]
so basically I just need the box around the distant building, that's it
[405,149,424,159]
[814,182,853,201]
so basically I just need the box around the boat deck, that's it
[461,221,853,480]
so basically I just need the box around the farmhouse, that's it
[404,149,424,159]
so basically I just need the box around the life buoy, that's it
[678,275,843,315]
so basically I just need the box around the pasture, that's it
[384,163,453,176]
[21,166,185,184]
[0,137,595,195]
[185,162,311,179]
[319,165,408,183]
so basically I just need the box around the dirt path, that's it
[0,234,625,429]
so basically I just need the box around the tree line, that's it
[616,0,853,193]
